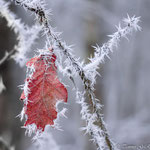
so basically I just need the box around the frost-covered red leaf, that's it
[20,52,68,132]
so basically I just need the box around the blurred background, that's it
[0,0,150,150]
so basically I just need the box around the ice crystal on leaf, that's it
[20,49,68,135]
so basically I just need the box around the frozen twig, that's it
[78,15,141,150]
[84,15,141,86]
[13,0,84,76]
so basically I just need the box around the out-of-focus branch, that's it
[0,49,16,67]
[0,0,41,67]
[0,137,15,150]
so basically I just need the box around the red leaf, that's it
[21,52,68,132]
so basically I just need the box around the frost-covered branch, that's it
[76,90,114,150]
[84,15,141,86]
[13,0,85,76]
[76,16,141,150]
[0,0,41,67]
[11,1,141,150]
